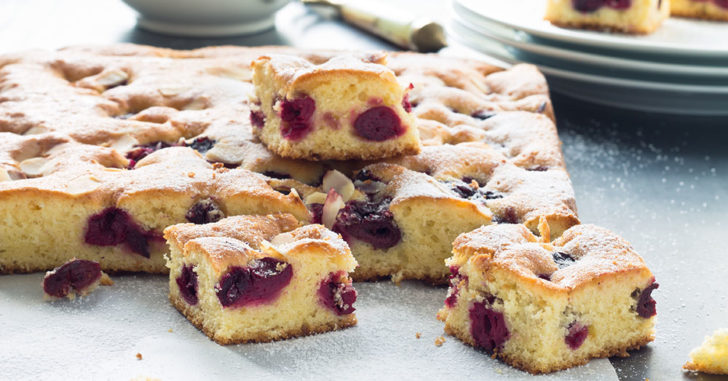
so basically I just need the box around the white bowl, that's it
[122,0,290,37]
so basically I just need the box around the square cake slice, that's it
[671,0,728,21]
[164,214,358,344]
[251,53,420,160]
[438,223,658,374]
[545,0,670,34]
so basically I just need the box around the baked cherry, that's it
[633,281,659,318]
[186,137,215,153]
[250,110,265,129]
[176,264,199,305]
[126,141,173,169]
[565,321,589,350]
[402,93,413,113]
[84,207,156,258]
[552,251,576,269]
[494,206,518,224]
[185,198,225,225]
[469,299,510,352]
[43,259,102,298]
[445,266,467,308]
[215,257,293,308]
[333,198,401,250]
[309,203,324,224]
[318,271,357,315]
[353,106,405,141]
[280,96,315,140]
[472,111,496,120]
[573,0,604,12]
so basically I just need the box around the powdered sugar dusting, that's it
[0,275,617,380]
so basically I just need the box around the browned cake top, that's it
[0,44,572,235]
[252,52,394,92]
[164,214,299,271]
[164,214,354,273]
[451,223,651,290]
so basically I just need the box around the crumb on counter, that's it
[136,353,143,360]
[168,328,173,333]
[100,273,114,286]
[416,332,421,339]
[435,336,446,347]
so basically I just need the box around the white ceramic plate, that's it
[452,8,728,78]
[454,0,728,57]
[448,19,728,115]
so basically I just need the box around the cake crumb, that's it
[416,332,422,339]
[100,272,114,286]
[136,353,143,360]
[187,172,196,178]
[168,328,173,333]
[435,336,446,347]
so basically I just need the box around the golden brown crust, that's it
[0,44,570,278]
[444,323,654,374]
[170,294,357,345]
[452,223,652,291]
[547,19,657,34]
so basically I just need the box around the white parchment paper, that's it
[0,274,618,380]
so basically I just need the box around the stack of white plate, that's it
[448,0,728,115]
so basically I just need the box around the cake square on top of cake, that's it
[164,213,358,344]
[545,0,670,34]
[250,52,420,161]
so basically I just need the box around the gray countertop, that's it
[1,1,726,380]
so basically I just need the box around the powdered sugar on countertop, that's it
[0,275,617,380]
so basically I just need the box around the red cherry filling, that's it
[469,299,510,352]
[552,251,577,269]
[565,321,589,350]
[573,0,633,12]
[176,264,199,306]
[280,96,316,140]
[185,198,225,225]
[318,271,357,315]
[402,93,413,113]
[493,206,518,224]
[353,106,405,142]
[714,0,728,9]
[633,281,659,318]
[250,110,265,129]
[215,257,293,308]
[126,141,173,169]
[308,203,324,224]
[186,137,216,153]
[43,259,102,298]
[333,198,401,250]
[445,266,467,308]
[573,0,605,11]
[84,207,157,258]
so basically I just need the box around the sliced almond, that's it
[96,69,129,89]
[19,157,49,177]
[304,191,328,205]
[321,189,345,229]
[0,168,10,182]
[322,169,355,202]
